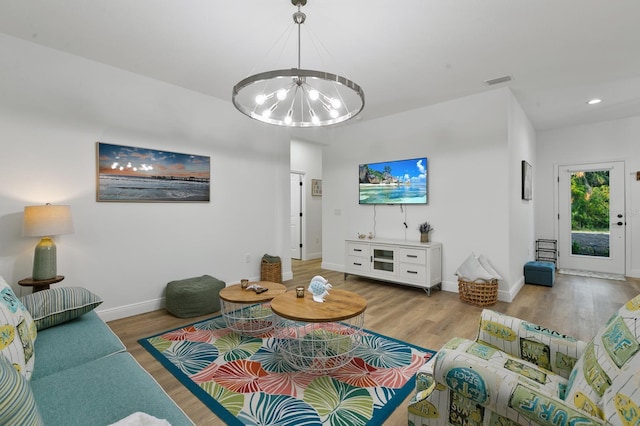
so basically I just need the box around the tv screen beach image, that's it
[97,142,210,202]
[359,157,427,204]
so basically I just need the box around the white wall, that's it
[291,139,323,260]
[536,116,640,278]
[0,34,293,320]
[507,95,537,298]
[321,89,533,299]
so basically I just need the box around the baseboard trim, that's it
[505,276,525,302]
[303,252,322,261]
[97,298,164,322]
[627,270,640,279]
[321,261,344,272]
[98,273,295,322]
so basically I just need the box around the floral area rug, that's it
[139,314,435,425]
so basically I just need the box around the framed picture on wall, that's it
[522,160,532,200]
[311,179,322,196]
[96,142,210,202]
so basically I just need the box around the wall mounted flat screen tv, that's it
[359,157,428,204]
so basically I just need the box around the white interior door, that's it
[557,161,625,274]
[290,173,302,259]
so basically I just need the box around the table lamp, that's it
[23,204,74,280]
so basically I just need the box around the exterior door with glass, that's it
[557,161,625,274]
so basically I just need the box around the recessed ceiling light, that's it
[587,98,602,105]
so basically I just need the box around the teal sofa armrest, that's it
[476,309,587,379]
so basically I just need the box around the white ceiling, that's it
[1,0,640,131]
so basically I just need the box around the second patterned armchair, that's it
[408,294,640,425]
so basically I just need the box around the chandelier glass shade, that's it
[232,1,364,127]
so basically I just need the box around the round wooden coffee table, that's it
[219,281,286,336]
[270,289,367,373]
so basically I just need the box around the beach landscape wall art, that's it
[97,142,211,202]
[359,157,428,205]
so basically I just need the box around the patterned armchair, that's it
[408,294,640,425]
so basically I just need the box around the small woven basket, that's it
[458,278,498,306]
[261,260,282,283]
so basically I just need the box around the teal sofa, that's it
[30,310,193,425]
[0,278,193,425]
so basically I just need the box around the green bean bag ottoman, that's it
[165,275,225,318]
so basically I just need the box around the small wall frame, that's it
[522,160,532,200]
[311,179,322,196]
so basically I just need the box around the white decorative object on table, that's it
[308,275,332,303]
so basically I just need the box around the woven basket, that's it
[458,278,498,306]
[261,260,282,283]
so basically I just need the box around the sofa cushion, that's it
[601,354,640,425]
[565,294,640,421]
[0,276,37,380]
[0,354,43,425]
[20,287,103,330]
[430,342,569,422]
[477,309,586,379]
[31,310,125,380]
[30,352,193,426]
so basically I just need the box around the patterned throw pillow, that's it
[0,353,43,425]
[20,287,103,331]
[0,276,37,380]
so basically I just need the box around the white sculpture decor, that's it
[308,275,332,303]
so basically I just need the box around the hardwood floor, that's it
[108,260,640,425]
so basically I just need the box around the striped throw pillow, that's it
[0,354,43,425]
[20,287,103,331]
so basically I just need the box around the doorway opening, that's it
[290,172,303,260]
[557,161,625,275]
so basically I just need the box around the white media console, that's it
[344,238,443,296]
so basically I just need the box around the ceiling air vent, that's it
[485,75,512,86]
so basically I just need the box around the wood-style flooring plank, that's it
[108,259,640,425]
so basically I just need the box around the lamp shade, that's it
[23,205,74,237]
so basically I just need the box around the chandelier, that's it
[232,0,365,127]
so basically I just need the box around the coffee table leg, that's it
[220,299,277,337]
[274,314,365,374]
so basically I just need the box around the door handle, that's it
[611,221,623,226]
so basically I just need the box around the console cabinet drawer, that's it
[399,263,426,282]
[398,248,426,264]
[347,256,369,273]
[346,242,370,257]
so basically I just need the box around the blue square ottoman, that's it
[524,261,555,287]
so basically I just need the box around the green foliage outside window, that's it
[571,170,610,231]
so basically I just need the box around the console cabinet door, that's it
[371,245,397,278]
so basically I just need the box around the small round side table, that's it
[18,275,64,293]
[219,281,287,336]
